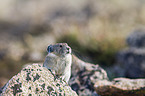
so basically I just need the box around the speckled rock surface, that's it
[1,64,78,96]
[68,55,108,96]
[94,78,145,96]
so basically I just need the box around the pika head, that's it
[44,43,72,82]
[47,43,71,57]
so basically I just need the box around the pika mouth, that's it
[67,50,70,54]
[66,47,71,54]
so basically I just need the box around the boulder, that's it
[115,30,145,78]
[69,55,108,96]
[94,78,145,96]
[1,64,77,96]
[127,29,145,48]
[116,48,145,78]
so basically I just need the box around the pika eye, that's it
[60,45,62,47]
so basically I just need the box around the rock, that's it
[114,30,145,78]
[94,78,145,96]
[126,29,145,48]
[69,55,108,96]
[116,48,145,78]
[1,64,77,96]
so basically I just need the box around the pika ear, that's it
[47,45,53,53]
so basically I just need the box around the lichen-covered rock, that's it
[69,55,108,96]
[94,78,145,96]
[1,64,78,96]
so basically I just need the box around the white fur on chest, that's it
[44,53,72,75]
[48,53,58,58]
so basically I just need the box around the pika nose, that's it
[67,47,70,50]
[66,46,71,53]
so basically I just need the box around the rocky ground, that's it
[111,29,145,78]
[1,55,145,96]
[0,0,145,95]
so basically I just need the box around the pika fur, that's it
[43,43,72,83]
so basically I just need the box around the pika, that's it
[43,43,72,83]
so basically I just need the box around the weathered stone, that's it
[94,78,145,96]
[116,48,145,78]
[114,30,145,78]
[127,29,145,48]
[1,64,77,96]
[69,55,108,96]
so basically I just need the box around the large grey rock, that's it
[116,48,145,78]
[127,29,145,48]
[1,64,77,96]
[115,30,145,78]
[69,55,108,96]
[94,78,145,96]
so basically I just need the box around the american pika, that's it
[43,43,72,83]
